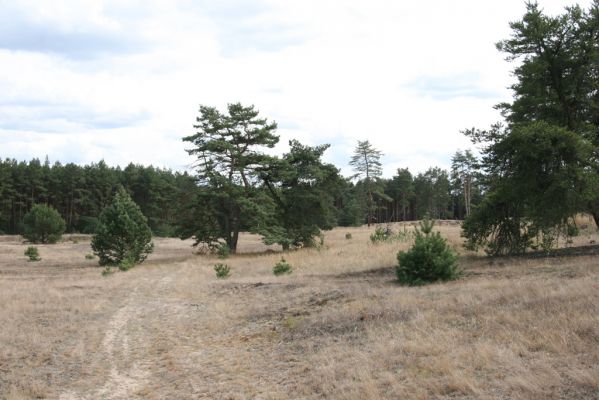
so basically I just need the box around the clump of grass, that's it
[273,258,293,276]
[85,254,95,260]
[214,263,230,279]
[24,246,41,262]
[217,243,231,259]
[345,233,352,240]
[371,225,413,243]
[101,266,114,277]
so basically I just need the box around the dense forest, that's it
[0,153,480,237]
[0,159,196,236]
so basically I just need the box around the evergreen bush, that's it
[273,258,293,276]
[22,204,66,244]
[396,216,460,285]
[91,187,154,267]
[24,246,41,261]
[214,263,230,279]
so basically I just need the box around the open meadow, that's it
[1,221,599,399]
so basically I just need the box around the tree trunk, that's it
[229,229,239,254]
[591,212,599,231]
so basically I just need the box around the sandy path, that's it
[59,276,162,400]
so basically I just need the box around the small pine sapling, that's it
[396,216,460,285]
[24,246,41,262]
[214,263,231,279]
[273,258,293,276]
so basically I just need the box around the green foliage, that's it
[413,167,452,220]
[350,140,384,226]
[216,243,230,259]
[462,2,599,255]
[214,263,231,279]
[181,103,279,253]
[370,225,413,243]
[24,246,41,262]
[22,204,66,244]
[386,168,415,222]
[345,233,352,240]
[495,2,599,136]
[273,258,293,276]
[451,150,480,219]
[566,223,579,238]
[370,226,392,243]
[118,255,136,271]
[85,254,95,260]
[462,122,593,255]
[78,217,100,234]
[91,187,154,267]
[258,140,342,250]
[0,158,195,236]
[101,266,114,277]
[397,217,460,285]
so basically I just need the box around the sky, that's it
[0,0,592,177]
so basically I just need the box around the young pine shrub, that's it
[91,187,153,268]
[396,216,460,285]
[214,263,230,279]
[24,246,41,262]
[273,258,293,276]
[22,204,66,244]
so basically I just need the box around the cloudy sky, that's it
[0,0,591,176]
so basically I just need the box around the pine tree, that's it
[349,140,383,226]
[22,204,66,244]
[91,187,154,267]
[397,215,460,285]
[181,103,279,252]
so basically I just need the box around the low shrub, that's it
[396,216,460,285]
[345,233,352,240]
[371,225,413,243]
[24,246,41,262]
[273,258,293,276]
[370,226,391,243]
[22,204,66,244]
[85,254,95,260]
[217,243,230,259]
[214,263,230,279]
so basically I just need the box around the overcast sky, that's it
[0,0,592,177]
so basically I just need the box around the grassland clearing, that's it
[1,222,599,399]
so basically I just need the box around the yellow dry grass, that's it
[1,222,598,399]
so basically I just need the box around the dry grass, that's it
[1,222,599,399]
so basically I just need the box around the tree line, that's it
[0,158,197,236]
[0,150,479,240]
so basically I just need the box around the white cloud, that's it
[0,0,592,175]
